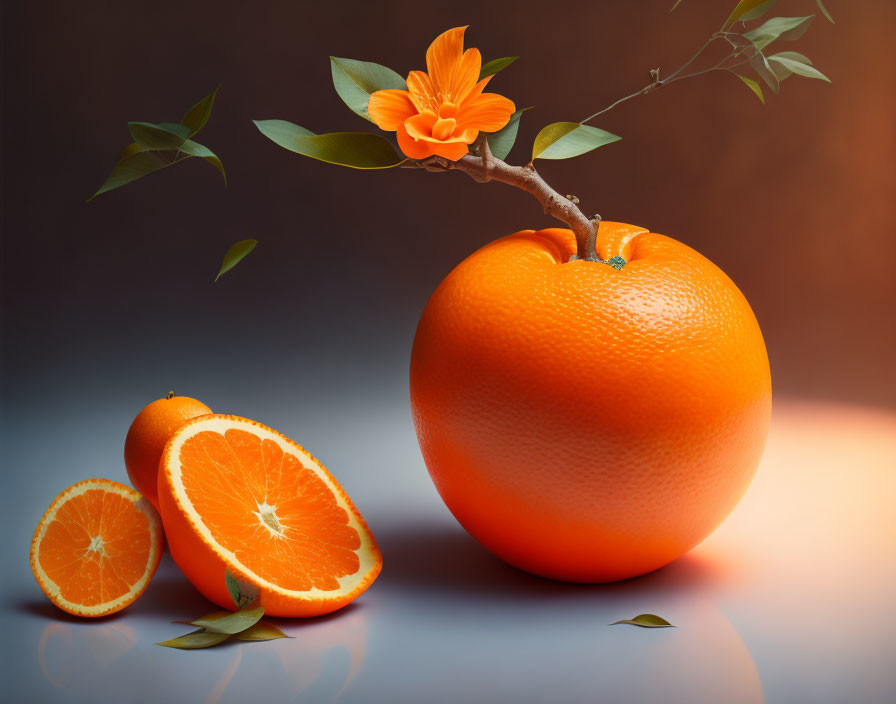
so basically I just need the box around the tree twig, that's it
[403,136,599,261]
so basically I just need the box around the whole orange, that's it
[410,223,771,582]
[124,393,212,511]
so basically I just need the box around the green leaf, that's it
[216,239,257,281]
[235,621,290,642]
[87,144,172,201]
[157,629,233,649]
[180,86,220,137]
[722,0,781,30]
[733,72,765,103]
[128,122,186,150]
[609,614,675,628]
[749,53,780,94]
[191,606,265,634]
[767,54,830,82]
[330,57,406,122]
[486,107,531,160]
[479,56,518,80]
[225,568,241,608]
[742,15,814,51]
[157,122,192,140]
[179,139,227,184]
[816,0,834,23]
[738,0,778,22]
[531,122,621,161]
[253,120,404,169]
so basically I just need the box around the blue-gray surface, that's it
[3,383,895,703]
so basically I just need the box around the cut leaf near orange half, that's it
[30,479,163,617]
[158,414,382,617]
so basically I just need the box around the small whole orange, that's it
[124,392,212,511]
[410,223,772,582]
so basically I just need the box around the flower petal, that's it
[457,93,516,132]
[461,75,493,106]
[368,89,417,131]
[425,26,468,101]
[450,48,482,104]
[431,139,474,161]
[404,111,438,141]
[397,122,437,160]
[407,71,438,113]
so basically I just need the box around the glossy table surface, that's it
[4,398,895,703]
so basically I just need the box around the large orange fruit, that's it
[30,478,164,617]
[124,392,212,511]
[410,223,771,582]
[158,414,382,617]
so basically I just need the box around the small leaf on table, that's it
[158,629,233,649]
[191,606,265,634]
[532,122,621,161]
[236,621,291,641]
[216,239,258,282]
[609,613,675,628]
[330,57,406,122]
[486,107,531,160]
[479,56,518,80]
[225,567,242,607]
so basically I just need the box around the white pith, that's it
[167,416,378,600]
[30,480,162,615]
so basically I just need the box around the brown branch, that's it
[403,136,599,261]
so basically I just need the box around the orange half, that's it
[30,479,163,617]
[158,415,382,617]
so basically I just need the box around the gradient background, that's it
[2,1,895,702]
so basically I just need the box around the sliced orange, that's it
[158,415,382,617]
[30,479,163,617]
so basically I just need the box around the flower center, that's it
[432,117,457,141]
[438,101,457,119]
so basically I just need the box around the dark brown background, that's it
[2,0,894,410]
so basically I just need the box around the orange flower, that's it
[368,27,516,161]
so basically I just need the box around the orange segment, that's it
[158,415,382,617]
[30,479,163,617]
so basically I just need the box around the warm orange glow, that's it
[368,27,515,161]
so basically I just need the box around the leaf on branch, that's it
[479,56,518,80]
[532,122,621,161]
[87,144,172,201]
[129,122,186,151]
[749,52,780,93]
[157,629,233,649]
[215,239,258,282]
[733,72,765,103]
[486,107,531,160]
[253,120,404,169]
[768,53,830,82]
[330,57,407,122]
[235,621,290,641]
[742,15,814,51]
[180,86,220,137]
[738,0,778,23]
[816,0,834,23]
[609,614,675,628]
[722,0,779,30]
[88,88,224,201]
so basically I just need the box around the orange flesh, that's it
[179,429,361,591]
[38,489,153,606]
